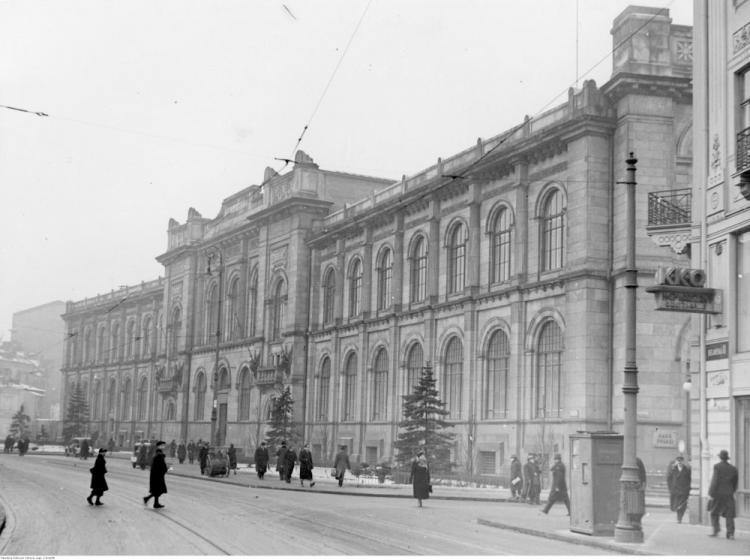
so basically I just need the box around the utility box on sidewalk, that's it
[569,432,623,536]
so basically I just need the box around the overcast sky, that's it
[0,0,692,345]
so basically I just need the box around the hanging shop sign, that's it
[645,267,721,314]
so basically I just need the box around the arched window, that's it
[206,283,219,345]
[447,222,466,294]
[108,379,117,414]
[122,378,132,421]
[406,343,423,395]
[342,353,357,421]
[83,328,93,363]
[317,357,331,420]
[195,372,207,420]
[349,258,362,317]
[97,326,107,363]
[68,335,78,367]
[238,367,251,420]
[271,280,287,340]
[156,313,164,354]
[227,276,241,341]
[536,321,563,418]
[490,207,513,283]
[410,236,427,303]
[126,321,135,359]
[443,337,463,418]
[92,380,101,419]
[165,400,176,421]
[218,366,230,391]
[541,189,565,271]
[372,348,388,420]
[322,268,336,324]
[248,267,258,337]
[109,323,120,362]
[377,248,392,311]
[142,317,152,358]
[170,307,181,355]
[137,377,148,420]
[483,330,510,419]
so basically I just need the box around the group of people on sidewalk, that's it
[508,453,570,514]
[85,440,169,510]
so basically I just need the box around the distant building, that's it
[12,300,66,419]
[60,5,703,490]
[0,342,45,436]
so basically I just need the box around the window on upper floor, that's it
[248,267,259,337]
[110,324,120,362]
[342,352,357,421]
[443,336,463,419]
[405,342,423,397]
[206,283,219,345]
[349,258,362,318]
[322,268,336,324]
[170,308,181,356]
[377,248,393,311]
[226,276,241,341]
[540,189,565,272]
[137,377,148,420]
[141,317,152,358]
[316,357,331,421]
[535,321,563,418]
[447,222,466,294]
[372,348,388,421]
[126,321,135,359]
[271,279,287,341]
[490,207,513,284]
[410,236,427,303]
[483,330,510,419]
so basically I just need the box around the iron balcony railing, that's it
[737,126,750,174]
[647,189,692,227]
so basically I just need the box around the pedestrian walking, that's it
[137,442,149,469]
[285,446,297,483]
[509,454,523,501]
[299,443,315,487]
[276,441,289,481]
[107,437,116,456]
[708,449,738,539]
[523,454,541,505]
[4,434,14,453]
[168,439,176,459]
[254,441,269,479]
[87,447,108,506]
[667,454,691,523]
[333,445,351,487]
[177,441,186,464]
[80,438,90,460]
[409,450,431,508]
[143,440,168,509]
[187,440,196,464]
[199,443,209,475]
[541,454,570,515]
[227,443,237,476]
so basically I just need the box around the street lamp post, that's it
[614,153,644,544]
[208,249,224,446]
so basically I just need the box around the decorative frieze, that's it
[734,21,750,54]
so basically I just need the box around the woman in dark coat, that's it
[143,441,168,509]
[254,442,269,479]
[227,443,237,476]
[87,447,108,505]
[409,451,431,507]
[298,443,315,487]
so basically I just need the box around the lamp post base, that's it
[614,525,644,543]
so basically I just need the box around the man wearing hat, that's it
[523,454,541,505]
[254,441,269,479]
[509,454,523,501]
[708,449,738,539]
[143,441,168,509]
[667,454,691,523]
[276,441,289,481]
[541,453,570,515]
[86,446,108,506]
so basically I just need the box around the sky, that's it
[0,0,692,343]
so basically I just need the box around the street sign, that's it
[645,267,721,314]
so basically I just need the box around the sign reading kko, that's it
[645,267,721,314]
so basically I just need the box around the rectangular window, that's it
[366,446,378,465]
[738,232,750,352]
[479,451,496,475]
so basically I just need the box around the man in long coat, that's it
[708,449,738,539]
[87,447,108,506]
[298,443,315,487]
[79,438,90,460]
[254,441,269,479]
[541,454,570,514]
[198,443,209,475]
[333,445,351,488]
[177,441,187,464]
[276,441,289,481]
[187,440,196,464]
[143,441,168,509]
[667,455,691,523]
[285,446,297,483]
[509,455,523,501]
[523,454,541,505]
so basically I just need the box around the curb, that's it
[476,518,658,555]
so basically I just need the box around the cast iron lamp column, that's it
[208,249,223,446]
[614,153,644,544]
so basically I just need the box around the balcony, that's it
[157,378,178,394]
[737,127,750,175]
[646,188,692,254]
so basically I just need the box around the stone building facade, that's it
[61,7,696,476]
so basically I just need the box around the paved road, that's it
[0,454,613,555]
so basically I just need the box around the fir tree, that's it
[10,404,31,439]
[264,387,298,449]
[62,382,90,443]
[394,363,455,473]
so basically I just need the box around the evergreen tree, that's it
[264,387,298,449]
[62,382,90,443]
[10,404,30,439]
[394,363,455,473]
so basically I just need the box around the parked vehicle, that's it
[206,447,229,477]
